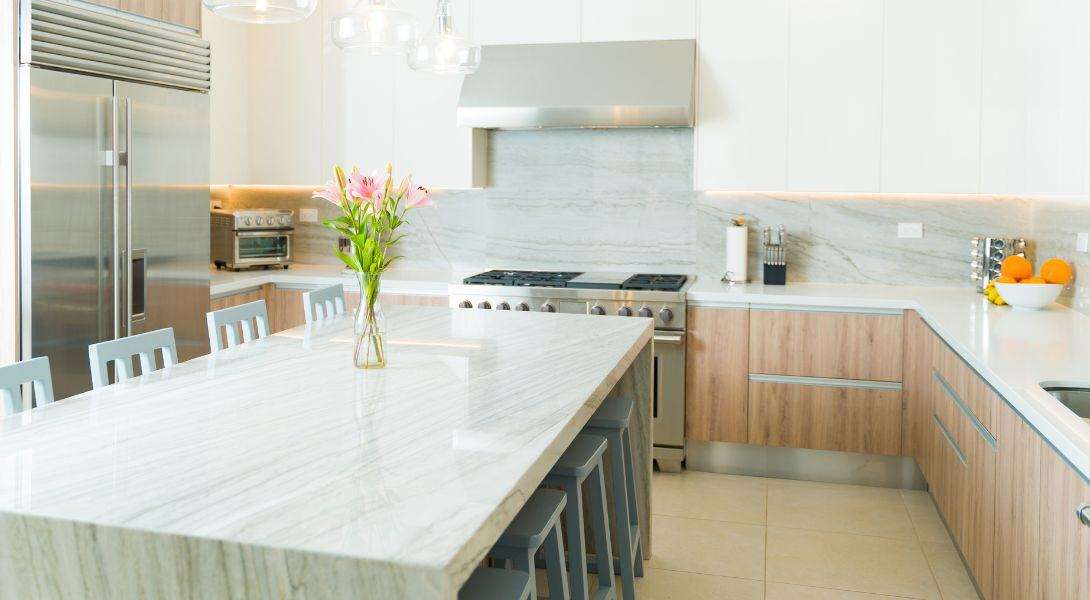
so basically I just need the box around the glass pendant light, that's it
[408,0,480,74]
[202,0,317,24]
[331,0,420,55]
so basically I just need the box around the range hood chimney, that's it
[457,39,695,129]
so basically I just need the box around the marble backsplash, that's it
[213,128,1090,311]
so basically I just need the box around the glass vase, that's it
[353,274,387,369]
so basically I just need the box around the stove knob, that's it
[515,302,530,312]
[590,305,606,315]
[618,306,633,317]
[638,307,653,318]
[540,303,556,313]
[477,301,492,310]
[458,300,472,309]
[659,307,674,323]
[496,301,511,310]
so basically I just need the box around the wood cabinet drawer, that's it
[1039,444,1090,599]
[931,334,996,444]
[747,378,902,456]
[749,309,903,382]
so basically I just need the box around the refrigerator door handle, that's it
[123,97,135,334]
[111,96,124,339]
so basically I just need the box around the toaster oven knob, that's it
[458,300,472,309]
[617,306,633,317]
[477,301,492,310]
[515,302,530,312]
[243,216,253,226]
[540,303,556,313]
[496,301,511,310]
[659,307,674,323]
[590,305,605,315]
[280,216,290,226]
[638,307,653,318]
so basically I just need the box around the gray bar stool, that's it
[490,488,570,600]
[0,357,55,415]
[88,328,178,389]
[583,396,643,600]
[458,567,532,600]
[544,434,616,600]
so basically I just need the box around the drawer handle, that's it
[932,412,968,466]
[933,371,997,451]
[1079,504,1090,527]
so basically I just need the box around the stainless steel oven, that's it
[211,209,294,270]
[652,329,686,472]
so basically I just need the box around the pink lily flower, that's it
[403,184,431,208]
[346,168,379,203]
[313,178,342,206]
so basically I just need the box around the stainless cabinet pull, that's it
[1078,503,1090,527]
[932,412,968,466]
[933,371,997,451]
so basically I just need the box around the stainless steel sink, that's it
[1042,384,1090,421]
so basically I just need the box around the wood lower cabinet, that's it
[749,308,904,382]
[902,310,933,466]
[748,380,902,455]
[211,285,448,335]
[994,401,1042,600]
[685,307,749,443]
[1039,445,1090,599]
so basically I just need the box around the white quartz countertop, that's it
[0,307,652,599]
[213,268,1090,482]
[689,279,1090,483]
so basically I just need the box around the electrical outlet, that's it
[1078,232,1089,253]
[898,222,924,239]
[210,199,223,210]
[299,208,318,223]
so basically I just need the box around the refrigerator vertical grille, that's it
[26,0,211,91]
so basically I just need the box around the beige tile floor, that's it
[635,470,981,600]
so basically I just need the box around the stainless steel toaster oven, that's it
[211,209,294,270]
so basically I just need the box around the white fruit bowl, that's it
[995,283,1063,311]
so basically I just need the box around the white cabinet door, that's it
[881,0,982,193]
[202,7,252,185]
[393,0,483,189]
[469,0,580,45]
[245,15,324,185]
[786,0,883,192]
[581,0,696,42]
[982,0,1090,195]
[980,0,1030,194]
[1023,0,1090,195]
[694,0,788,191]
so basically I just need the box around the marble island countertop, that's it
[213,267,1090,482]
[0,307,653,599]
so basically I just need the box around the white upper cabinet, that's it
[694,0,787,191]
[786,0,883,192]
[881,0,982,193]
[580,0,696,42]
[394,0,484,189]
[469,0,581,45]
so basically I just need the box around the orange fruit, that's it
[1039,258,1073,285]
[995,275,1017,284]
[1000,255,1033,280]
[1021,276,1047,284]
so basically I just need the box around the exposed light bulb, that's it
[255,0,268,12]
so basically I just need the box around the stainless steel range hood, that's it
[457,39,695,129]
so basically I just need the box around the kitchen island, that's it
[0,307,653,599]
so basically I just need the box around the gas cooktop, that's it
[462,270,689,293]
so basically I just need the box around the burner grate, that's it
[462,270,583,287]
[621,274,688,292]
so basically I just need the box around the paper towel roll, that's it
[725,225,748,282]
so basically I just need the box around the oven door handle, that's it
[235,230,292,238]
[653,332,685,345]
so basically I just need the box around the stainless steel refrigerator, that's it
[19,0,211,399]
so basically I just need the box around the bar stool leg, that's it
[543,521,571,600]
[620,427,643,578]
[558,477,589,599]
[586,456,617,598]
[602,428,636,600]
